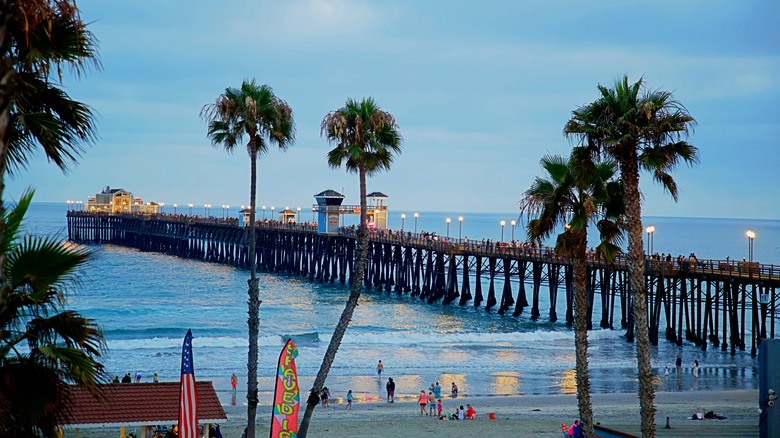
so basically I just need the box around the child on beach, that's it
[437,399,443,418]
[346,390,353,409]
[451,382,459,398]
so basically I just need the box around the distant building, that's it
[85,186,160,213]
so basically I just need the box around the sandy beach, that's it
[236,390,759,437]
[68,389,759,437]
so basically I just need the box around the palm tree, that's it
[565,76,698,438]
[0,0,99,305]
[0,189,106,436]
[201,80,294,437]
[522,149,623,438]
[298,97,401,437]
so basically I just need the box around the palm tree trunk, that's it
[621,156,656,438]
[573,229,594,438]
[246,146,261,438]
[298,167,369,437]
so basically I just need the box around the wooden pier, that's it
[67,211,779,355]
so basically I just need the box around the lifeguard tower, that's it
[313,189,390,234]
[314,190,345,234]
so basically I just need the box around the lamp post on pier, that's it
[160,203,165,214]
[510,219,516,242]
[297,207,301,223]
[414,212,419,234]
[746,229,755,264]
[173,203,177,214]
[458,216,463,240]
[401,213,406,231]
[188,203,193,215]
[446,217,451,239]
[271,206,275,220]
[262,205,266,220]
[500,220,506,243]
[646,225,655,257]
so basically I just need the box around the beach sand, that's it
[69,389,759,437]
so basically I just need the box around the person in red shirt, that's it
[466,403,476,419]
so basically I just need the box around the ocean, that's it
[22,202,778,406]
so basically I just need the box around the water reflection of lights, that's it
[439,349,468,362]
[495,349,519,361]
[490,372,521,395]
[558,369,577,394]
[439,373,467,395]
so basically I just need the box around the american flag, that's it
[179,329,199,438]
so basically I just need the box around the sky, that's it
[12,0,780,219]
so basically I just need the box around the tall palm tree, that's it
[201,80,294,438]
[565,76,698,438]
[522,149,623,438]
[0,189,106,436]
[298,97,401,437]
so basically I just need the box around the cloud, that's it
[233,0,387,46]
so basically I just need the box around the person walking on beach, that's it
[693,360,700,377]
[386,378,395,403]
[346,390,353,409]
[451,381,459,398]
[153,372,159,383]
[676,355,682,374]
[231,373,237,393]
[418,390,428,415]
[567,419,581,437]
[433,382,442,400]
[377,360,384,376]
[428,391,436,416]
[320,387,330,407]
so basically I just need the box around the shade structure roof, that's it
[314,189,344,198]
[63,382,227,428]
[367,191,388,198]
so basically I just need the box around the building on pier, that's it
[314,190,345,235]
[85,186,160,213]
[366,192,389,230]
[278,208,298,223]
